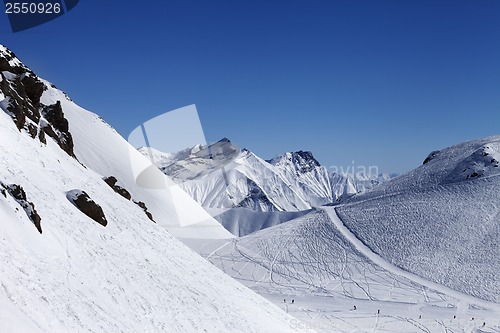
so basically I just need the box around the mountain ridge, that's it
[141,139,393,212]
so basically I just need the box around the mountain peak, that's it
[217,137,231,143]
[269,150,321,173]
[0,44,30,74]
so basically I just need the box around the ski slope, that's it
[186,208,500,333]
[337,136,500,303]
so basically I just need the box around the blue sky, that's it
[1,0,499,173]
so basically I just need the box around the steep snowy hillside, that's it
[0,45,305,332]
[142,139,391,213]
[336,135,500,303]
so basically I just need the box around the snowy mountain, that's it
[336,136,500,303]
[140,139,392,213]
[0,45,307,332]
[183,137,500,332]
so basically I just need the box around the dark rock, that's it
[236,178,279,212]
[38,128,46,144]
[7,183,26,201]
[12,76,41,124]
[4,183,42,233]
[67,190,107,226]
[41,101,75,157]
[0,48,26,74]
[423,150,440,164]
[21,74,45,110]
[103,176,132,200]
[0,47,76,159]
[27,123,37,138]
[133,200,155,223]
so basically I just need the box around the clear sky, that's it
[1,0,499,173]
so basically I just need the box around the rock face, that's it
[103,176,155,222]
[66,190,107,227]
[235,178,279,212]
[103,176,132,200]
[268,150,321,174]
[2,183,42,233]
[133,200,155,223]
[423,150,440,165]
[0,46,75,158]
[41,101,75,157]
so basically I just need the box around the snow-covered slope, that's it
[336,136,500,303]
[40,83,232,239]
[187,208,500,333]
[143,139,391,213]
[0,45,305,332]
[211,207,312,236]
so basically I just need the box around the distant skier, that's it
[284,299,286,303]
[353,305,357,310]
[291,299,294,304]
[377,309,380,315]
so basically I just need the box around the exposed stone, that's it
[133,200,155,223]
[38,128,46,144]
[27,123,37,138]
[423,150,440,165]
[41,101,75,157]
[4,183,42,234]
[0,46,76,159]
[21,74,45,110]
[67,190,107,227]
[103,176,132,200]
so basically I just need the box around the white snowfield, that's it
[187,208,500,333]
[0,45,312,333]
[145,139,392,213]
[336,136,500,304]
[211,206,313,236]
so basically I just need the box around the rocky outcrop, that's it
[67,190,107,227]
[103,176,132,200]
[133,200,155,223]
[0,45,75,158]
[41,101,75,157]
[103,175,155,222]
[268,150,321,174]
[423,150,440,165]
[2,183,42,233]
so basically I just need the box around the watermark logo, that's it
[3,0,80,32]
[127,105,238,228]
[328,161,380,180]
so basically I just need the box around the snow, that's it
[0,45,310,333]
[336,135,500,303]
[39,79,233,239]
[141,140,393,214]
[212,207,312,236]
[185,208,500,333]
[3,42,500,333]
